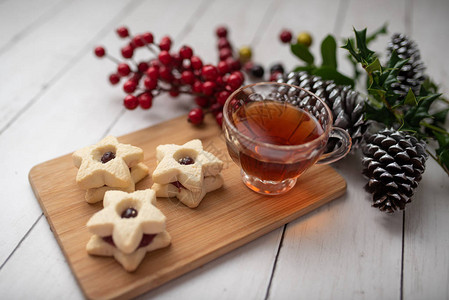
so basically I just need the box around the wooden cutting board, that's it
[29,114,346,300]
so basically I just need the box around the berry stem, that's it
[145,44,159,56]
[106,54,122,65]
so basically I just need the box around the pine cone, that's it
[277,71,367,148]
[386,33,426,99]
[362,129,428,213]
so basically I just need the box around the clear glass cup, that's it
[222,82,352,195]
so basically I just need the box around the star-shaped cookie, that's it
[84,162,149,203]
[152,139,223,192]
[86,231,171,272]
[86,189,166,254]
[152,174,224,208]
[73,136,144,189]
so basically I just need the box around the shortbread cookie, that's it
[86,231,171,272]
[152,174,224,208]
[73,136,144,189]
[85,163,149,204]
[86,189,168,254]
[152,139,223,192]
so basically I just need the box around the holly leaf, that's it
[312,66,354,87]
[433,108,449,124]
[321,35,337,69]
[364,102,396,126]
[290,43,314,65]
[365,57,382,73]
[353,27,375,63]
[342,39,361,63]
[404,89,418,106]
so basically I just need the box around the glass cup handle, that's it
[316,127,352,165]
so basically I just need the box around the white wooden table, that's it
[1,0,448,299]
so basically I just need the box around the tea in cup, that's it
[222,82,352,195]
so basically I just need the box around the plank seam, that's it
[334,0,350,38]
[0,213,43,270]
[400,210,405,300]
[174,0,215,41]
[0,0,75,56]
[264,224,287,300]
[251,0,281,47]
[0,0,145,136]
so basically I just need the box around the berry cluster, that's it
[279,29,313,47]
[94,26,245,126]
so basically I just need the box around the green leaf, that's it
[321,35,337,69]
[364,103,397,126]
[312,66,354,87]
[404,89,418,106]
[365,58,382,73]
[433,108,449,124]
[290,43,314,65]
[353,27,375,62]
[341,39,361,63]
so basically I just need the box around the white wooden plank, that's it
[0,0,64,52]
[0,0,141,133]
[403,0,449,298]
[0,216,84,300]
[267,0,407,298]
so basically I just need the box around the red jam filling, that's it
[102,233,157,249]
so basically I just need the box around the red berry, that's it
[215,112,223,126]
[228,72,243,90]
[128,73,141,83]
[116,26,129,38]
[171,53,183,67]
[188,108,204,125]
[94,46,106,57]
[138,62,149,72]
[201,65,219,81]
[226,57,241,71]
[123,80,137,93]
[124,95,138,109]
[280,30,292,43]
[190,56,203,70]
[181,70,195,85]
[117,63,131,77]
[192,81,202,93]
[202,81,216,96]
[159,66,173,81]
[158,50,172,65]
[138,93,153,109]
[179,45,193,59]
[159,36,172,51]
[109,73,120,85]
[142,32,154,44]
[215,76,224,87]
[217,38,231,50]
[217,90,231,105]
[133,35,145,47]
[195,96,209,107]
[121,45,134,59]
[219,48,233,61]
[217,61,230,74]
[216,26,228,38]
[144,77,158,90]
[169,88,180,97]
[149,60,161,69]
[210,103,223,115]
[146,66,159,80]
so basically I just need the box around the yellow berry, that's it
[297,32,312,47]
[238,46,252,62]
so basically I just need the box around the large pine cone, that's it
[277,71,367,148]
[386,33,426,99]
[362,129,427,213]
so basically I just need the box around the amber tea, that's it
[229,100,324,181]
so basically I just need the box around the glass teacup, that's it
[222,82,352,195]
